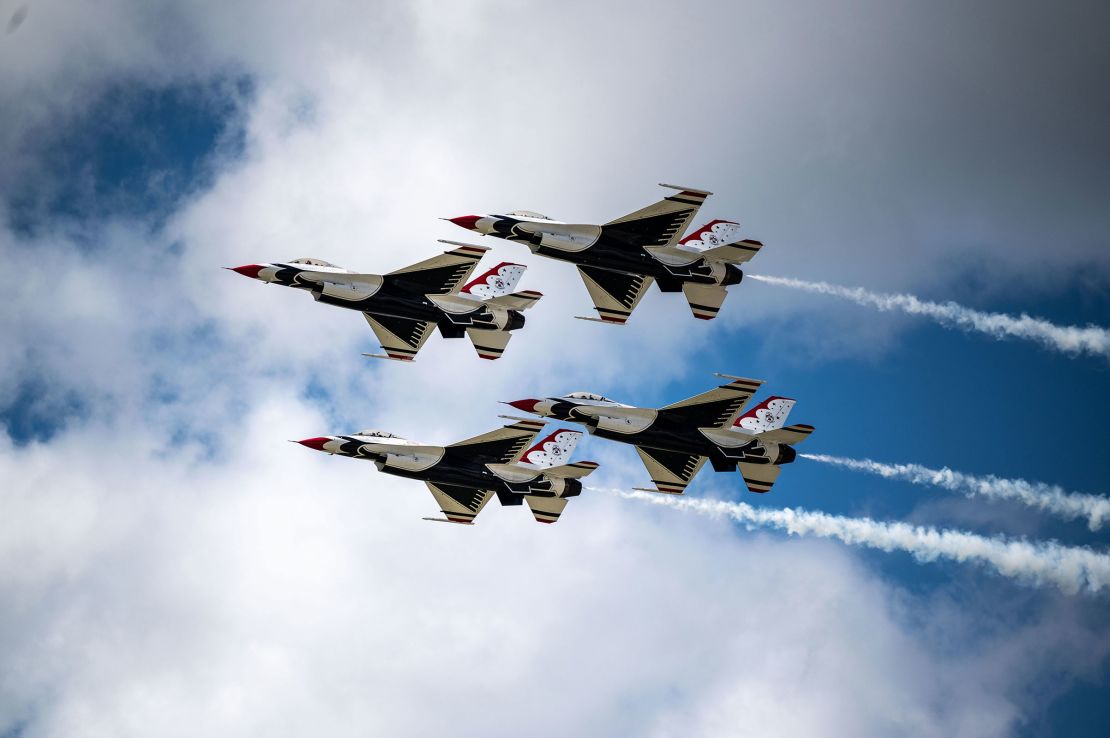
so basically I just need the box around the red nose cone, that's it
[230,264,265,279]
[508,399,542,414]
[449,215,482,231]
[297,437,331,451]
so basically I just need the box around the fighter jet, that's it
[228,241,541,361]
[447,184,762,324]
[507,375,813,495]
[295,418,599,524]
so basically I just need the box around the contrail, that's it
[801,454,1110,531]
[594,488,1110,595]
[748,274,1110,359]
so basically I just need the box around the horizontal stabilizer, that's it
[544,461,599,479]
[758,424,815,445]
[485,290,543,311]
[737,462,780,493]
[700,240,762,264]
[525,496,569,524]
[682,282,729,321]
[466,328,512,360]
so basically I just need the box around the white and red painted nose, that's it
[226,263,276,282]
[506,398,554,417]
[448,215,497,235]
[295,436,342,454]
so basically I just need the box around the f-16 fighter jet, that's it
[295,419,599,524]
[507,375,813,495]
[447,184,762,324]
[228,241,541,361]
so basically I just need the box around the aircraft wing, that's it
[601,185,710,248]
[575,266,653,325]
[660,375,763,428]
[634,446,707,494]
[424,482,495,524]
[445,418,547,465]
[363,313,436,361]
[384,243,488,295]
[525,496,569,524]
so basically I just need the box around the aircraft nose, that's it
[228,264,265,279]
[507,399,543,414]
[448,215,482,231]
[296,436,332,452]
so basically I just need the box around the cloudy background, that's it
[2,0,1109,735]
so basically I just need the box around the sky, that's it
[1,0,1109,736]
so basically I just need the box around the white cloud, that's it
[2,399,1106,738]
[2,1,1110,735]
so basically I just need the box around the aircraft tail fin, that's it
[678,220,763,264]
[733,396,796,434]
[519,429,583,468]
[460,262,527,298]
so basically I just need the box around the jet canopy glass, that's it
[506,210,553,220]
[355,429,402,438]
[288,257,338,267]
[565,391,615,402]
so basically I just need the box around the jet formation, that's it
[230,184,814,524]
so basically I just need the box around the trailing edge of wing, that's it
[363,313,435,361]
[576,266,653,324]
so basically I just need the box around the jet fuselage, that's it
[324,434,581,499]
[473,215,742,291]
[245,262,525,334]
[522,398,795,469]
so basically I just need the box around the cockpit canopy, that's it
[506,210,553,221]
[355,429,402,439]
[565,391,614,402]
[289,257,338,267]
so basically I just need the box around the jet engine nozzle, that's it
[721,265,744,286]
[560,478,583,498]
[775,444,796,465]
[506,311,526,331]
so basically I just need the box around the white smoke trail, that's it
[593,488,1110,595]
[748,274,1110,359]
[801,454,1110,531]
